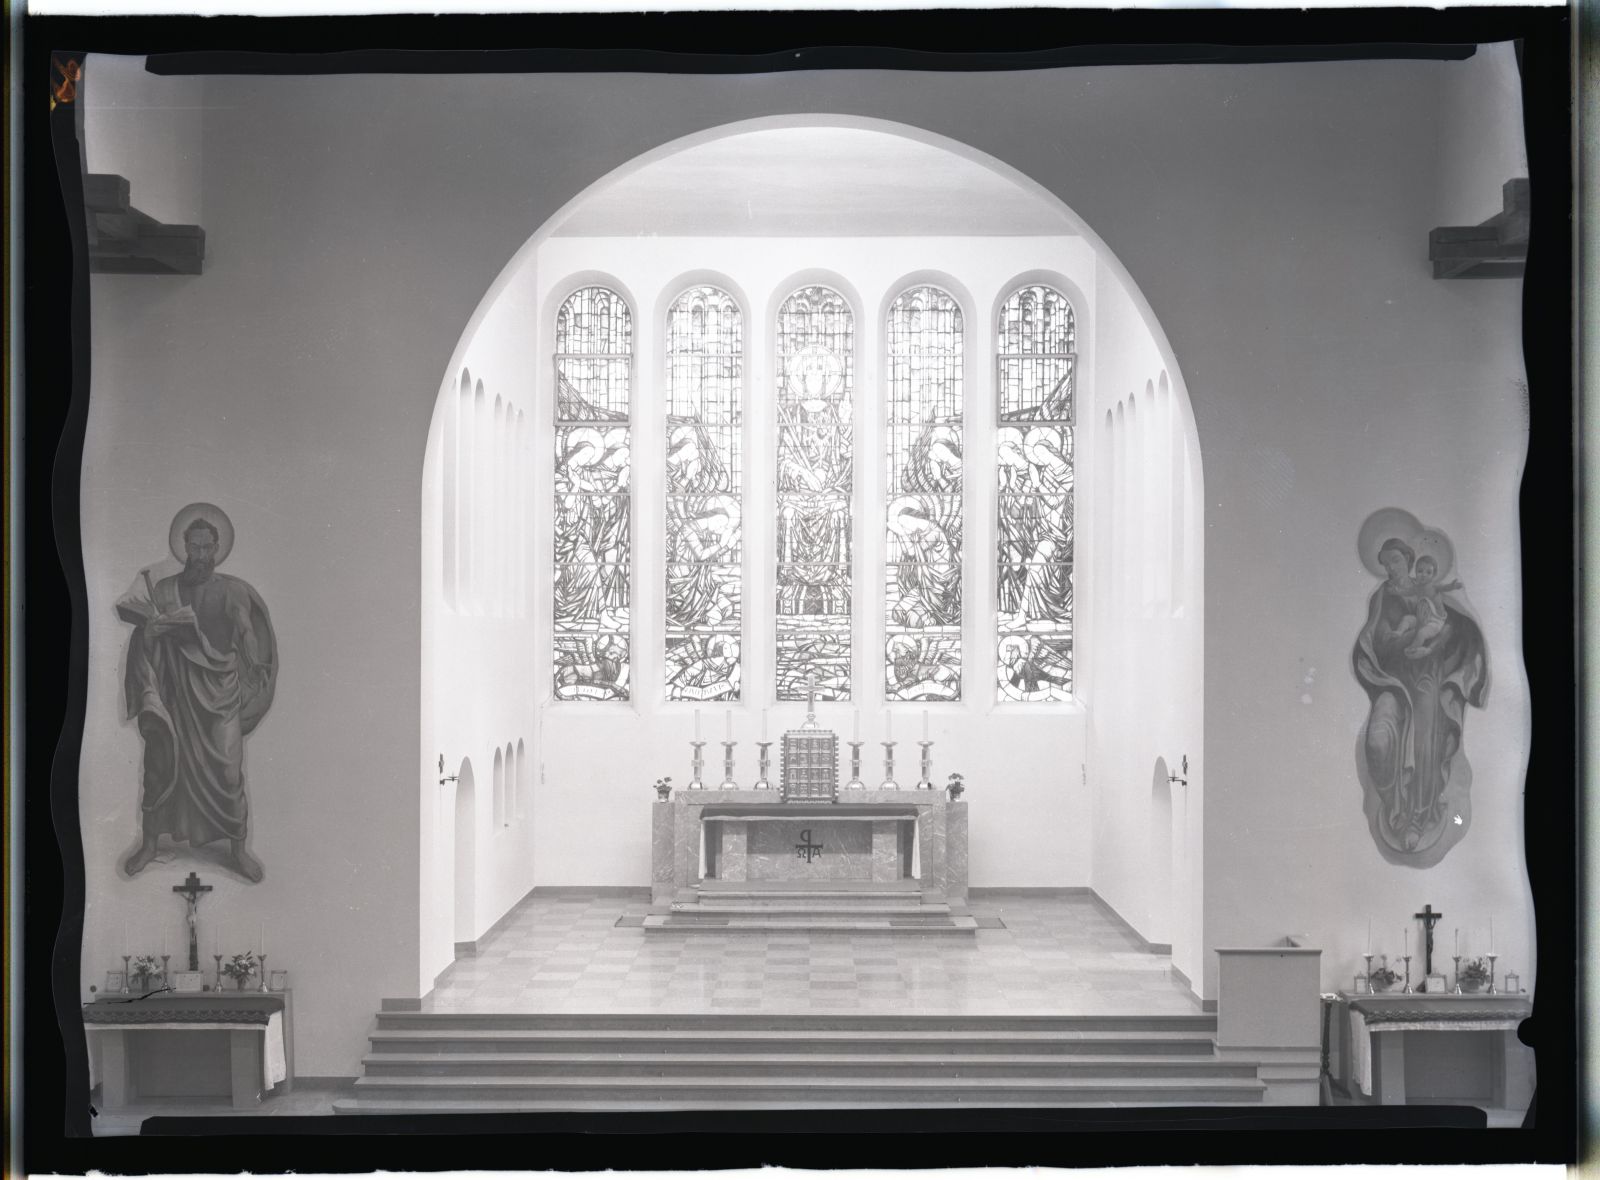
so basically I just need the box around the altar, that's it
[1330,991,1533,1111]
[649,790,971,932]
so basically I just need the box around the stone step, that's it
[372,1012,1217,1033]
[337,1087,1254,1106]
[699,879,922,896]
[671,903,951,915]
[359,1051,1252,1079]
[641,914,977,933]
[368,1029,1220,1056]
[345,1074,1266,1105]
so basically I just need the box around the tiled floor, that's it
[425,889,1203,1015]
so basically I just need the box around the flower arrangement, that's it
[653,776,673,800]
[1368,957,1400,991]
[221,951,258,989]
[946,771,965,800]
[131,953,163,988]
[1458,956,1491,992]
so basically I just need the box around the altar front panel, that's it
[708,817,909,882]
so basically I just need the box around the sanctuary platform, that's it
[649,791,970,932]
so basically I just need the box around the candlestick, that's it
[213,953,224,992]
[880,741,900,791]
[845,741,866,790]
[688,740,707,790]
[719,740,739,790]
[120,955,131,994]
[1401,954,1413,994]
[258,952,270,992]
[1361,952,1375,993]
[160,954,170,989]
[915,739,935,790]
[1485,952,1498,994]
[754,741,773,790]
[1452,954,1463,993]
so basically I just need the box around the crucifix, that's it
[1414,903,1443,978]
[173,872,212,972]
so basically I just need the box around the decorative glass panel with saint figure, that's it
[664,285,743,701]
[995,284,1075,701]
[885,285,963,702]
[553,286,632,701]
[775,285,854,700]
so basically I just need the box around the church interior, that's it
[59,36,1547,1133]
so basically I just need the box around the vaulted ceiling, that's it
[550,126,1079,239]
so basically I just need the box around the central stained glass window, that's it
[774,286,854,701]
[553,286,632,701]
[885,286,964,701]
[664,286,743,701]
[995,284,1076,701]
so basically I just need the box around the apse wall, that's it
[1085,261,1205,990]
[73,54,1535,1078]
[521,234,1097,890]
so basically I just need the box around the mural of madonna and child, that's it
[1352,508,1489,867]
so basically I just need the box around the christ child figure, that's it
[1403,554,1463,658]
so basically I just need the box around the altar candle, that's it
[885,711,892,742]
[1489,915,1494,953]
[695,710,701,741]
[923,710,929,741]
[1366,919,1371,955]
[853,710,860,742]
[163,927,168,954]
[725,710,732,742]
[123,921,128,956]
[761,710,768,741]
[1454,928,1459,956]
[259,922,265,958]
[1404,927,1409,958]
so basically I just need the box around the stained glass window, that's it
[775,286,854,701]
[995,284,1075,701]
[885,286,963,702]
[553,286,632,701]
[664,286,743,701]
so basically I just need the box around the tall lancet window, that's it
[995,284,1076,701]
[885,285,964,702]
[775,285,854,701]
[664,285,744,701]
[553,286,633,701]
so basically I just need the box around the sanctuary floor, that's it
[424,888,1203,1016]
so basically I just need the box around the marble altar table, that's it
[1331,991,1532,1110]
[653,791,967,906]
[84,990,293,1110]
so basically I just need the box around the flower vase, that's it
[132,972,149,992]
[236,974,251,991]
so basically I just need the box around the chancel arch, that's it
[422,116,1205,996]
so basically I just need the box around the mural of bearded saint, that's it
[776,345,852,616]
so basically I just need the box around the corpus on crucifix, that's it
[1414,903,1443,978]
[172,871,212,972]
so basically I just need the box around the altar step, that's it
[333,1012,1261,1112]
[653,882,971,932]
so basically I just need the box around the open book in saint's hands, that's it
[116,592,198,635]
